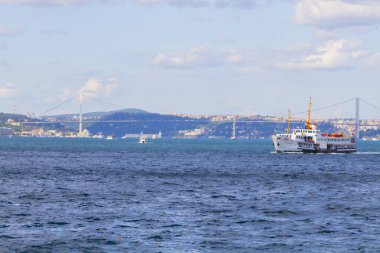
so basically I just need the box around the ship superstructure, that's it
[272,98,357,153]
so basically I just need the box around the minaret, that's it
[79,93,83,136]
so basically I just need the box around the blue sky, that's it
[1,0,380,118]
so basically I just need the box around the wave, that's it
[356,152,380,155]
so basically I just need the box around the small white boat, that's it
[139,137,147,144]
[106,136,113,140]
[93,133,104,139]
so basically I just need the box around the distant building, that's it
[179,127,206,138]
[0,127,15,136]
[79,129,91,138]
[7,119,20,126]
[122,131,162,139]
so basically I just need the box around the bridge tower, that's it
[355,97,360,139]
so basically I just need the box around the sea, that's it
[0,137,379,252]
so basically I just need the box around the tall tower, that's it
[79,93,83,136]
[355,97,360,139]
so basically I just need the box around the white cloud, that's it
[137,0,209,8]
[212,35,235,44]
[365,52,380,66]
[60,87,72,101]
[226,54,243,63]
[293,0,380,28]
[0,0,104,6]
[0,41,8,49]
[152,47,244,69]
[79,78,119,97]
[0,60,10,66]
[0,0,272,8]
[80,78,101,97]
[314,29,337,39]
[104,78,119,95]
[238,66,260,73]
[281,39,367,70]
[0,84,18,97]
[136,0,270,8]
[0,28,12,36]
[286,41,312,53]
[0,27,23,36]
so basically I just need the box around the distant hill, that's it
[0,110,368,138]
[0,112,67,132]
[0,112,30,123]
[86,110,340,138]
[200,121,338,138]
[87,111,207,137]
[43,108,148,119]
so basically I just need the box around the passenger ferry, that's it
[272,98,357,153]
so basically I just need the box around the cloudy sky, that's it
[1,0,380,118]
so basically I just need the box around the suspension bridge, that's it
[16,95,380,139]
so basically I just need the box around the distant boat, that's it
[139,136,147,144]
[106,136,113,140]
[139,131,147,143]
[93,133,104,139]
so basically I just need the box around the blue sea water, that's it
[0,137,380,252]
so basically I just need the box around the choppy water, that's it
[0,137,379,252]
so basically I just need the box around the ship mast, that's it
[287,109,291,134]
[306,96,312,130]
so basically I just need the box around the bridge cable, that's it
[292,98,356,116]
[37,95,79,117]
[82,94,126,110]
[360,98,380,113]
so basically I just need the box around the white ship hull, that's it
[272,135,356,154]
[272,136,302,153]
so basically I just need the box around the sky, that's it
[0,0,380,119]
